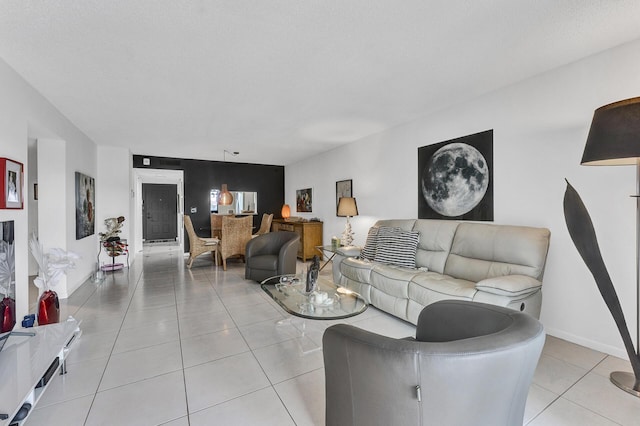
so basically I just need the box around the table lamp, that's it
[281,204,291,220]
[337,197,358,246]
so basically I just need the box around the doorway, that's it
[142,183,178,242]
[133,168,184,253]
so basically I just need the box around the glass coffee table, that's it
[261,274,367,320]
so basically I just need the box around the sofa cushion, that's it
[370,287,409,320]
[370,264,420,298]
[374,227,420,268]
[444,223,551,282]
[475,275,542,297]
[411,220,459,274]
[409,273,477,304]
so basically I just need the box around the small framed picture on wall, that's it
[0,158,23,209]
[336,179,352,216]
[296,188,313,212]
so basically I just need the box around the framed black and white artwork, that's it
[418,130,493,221]
[336,179,352,216]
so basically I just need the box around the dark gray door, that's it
[143,184,178,241]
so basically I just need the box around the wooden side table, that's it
[272,219,323,261]
[316,245,361,271]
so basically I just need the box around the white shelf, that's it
[0,317,80,425]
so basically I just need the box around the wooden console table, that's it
[272,219,323,261]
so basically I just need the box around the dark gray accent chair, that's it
[245,231,300,282]
[323,300,545,426]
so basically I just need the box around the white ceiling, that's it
[2,1,640,166]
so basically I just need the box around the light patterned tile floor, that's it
[18,243,640,425]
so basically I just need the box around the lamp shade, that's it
[582,97,640,166]
[337,197,358,217]
[218,184,233,205]
[281,204,290,219]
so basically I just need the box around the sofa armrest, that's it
[332,246,362,284]
[475,275,542,297]
[277,237,300,276]
[332,254,347,284]
[337,245,362,257]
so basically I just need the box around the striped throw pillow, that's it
[361,226,402,260]
[360,227,379,260]
[373,227,420,268]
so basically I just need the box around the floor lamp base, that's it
[610,371,640,397]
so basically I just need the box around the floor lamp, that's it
[579,96,640,396]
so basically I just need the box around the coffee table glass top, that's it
[261,274,367,320]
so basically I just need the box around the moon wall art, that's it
[418,130,493,221]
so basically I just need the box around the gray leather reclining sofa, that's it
[333,219,551,323]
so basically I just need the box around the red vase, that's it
[38,290,60,325]
[0,297,15,332]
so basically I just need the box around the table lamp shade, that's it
[582,97,640,166]
[281,204,290,219]
[337,197,358,217]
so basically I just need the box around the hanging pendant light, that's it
[219,184,234,205]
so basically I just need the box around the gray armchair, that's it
[245,231,300,282]
[323,300,545,426]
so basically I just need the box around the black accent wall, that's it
[133,155,284,251]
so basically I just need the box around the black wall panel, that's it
[133,155,284,251]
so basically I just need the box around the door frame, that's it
[133,168,184,253]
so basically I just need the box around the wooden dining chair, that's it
[210,213,224,239]
[184,215,219,268]
[252,213,273,238]
[219,215,253,270]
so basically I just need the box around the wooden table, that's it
[271,219,323,261]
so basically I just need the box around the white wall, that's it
[37,139,70,297]
[286,38,640,358]
[0,58,99,318]
[27,138,38,275]
[97,146,134,266]
[65,137,99,295]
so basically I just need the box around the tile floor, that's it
[17,243,640,425]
